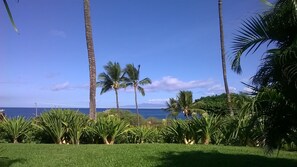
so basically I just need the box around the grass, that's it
[0,144,296,167]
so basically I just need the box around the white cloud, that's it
[50,82,89,91]
[242,87,253,93]
[144,76,214,92]
[206,84,236,95]
[51,82,70,91]
[147,98,169,104]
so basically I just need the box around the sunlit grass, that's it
[0,144,296,167]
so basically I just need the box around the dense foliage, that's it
[231,0,297,151]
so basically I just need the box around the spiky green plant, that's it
[1,117,31,143]
[163,119,197,144]
[91,116,130,144]
[34,109,67,144]
[129,126,158,144]
[192,114,223,145]
[64,110,89,145]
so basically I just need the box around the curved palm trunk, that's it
[218,0,233,116]
[134,86,140,126]
[83,0,97,120]
[115,89,120,112]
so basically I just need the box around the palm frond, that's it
[232,15,273,74]
[3,0,19,32]
[139,77,152,85]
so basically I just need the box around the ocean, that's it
[0,107,181,119]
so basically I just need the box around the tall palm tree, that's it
[83,0,97,120]
[218,0,233,116]
[123,64,152,126]
[97,61,125,112]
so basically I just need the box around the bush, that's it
[1,117,31,143]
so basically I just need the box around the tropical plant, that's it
[250,88,296,151]
[129,126,159,144]
[97,61,125,112]
[177,91,205,118]
[192,114,223,145]
[218,0,233,116]
[34,109,89,144]
[162,119,197,144]
[164,98,179,119]
[231,0,297,150]
[91,115,130,144]
[1,117,31,143]
[34,109,67,144]
[64,111,89,145]
[223,107,264,146]
[123,64,152,126]
[83,0,97,120]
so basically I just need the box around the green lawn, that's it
[0,144,296,167]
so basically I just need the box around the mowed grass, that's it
[0,144,297,167]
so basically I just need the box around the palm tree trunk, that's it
[218,0,233,116]
[83,0,97,120]
[134,86,140,126]
[115,89,120,112]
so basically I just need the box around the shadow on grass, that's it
[156,151,297,167]
[0,157,26,167]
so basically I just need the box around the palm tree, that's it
[177,90,200,118]
[164,98,179,119]
[218,0,233,116]
[123,64,152,126]
[83,0,97,120]
[97,61,125,112]
[231,0,297,150]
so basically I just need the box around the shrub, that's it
[1,117,31,143]
[91,115,130,144]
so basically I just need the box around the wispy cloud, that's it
[50,29,66,38]
[51,82,70,91]
[50,82,88,91]
[242,87,253,93]
[144,76,214,92]
[206,84,237,96]
[147,98,169,104]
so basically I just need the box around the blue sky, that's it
[1,0,270,108]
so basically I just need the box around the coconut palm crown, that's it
[97,61,126,112]
[123,64,152,126]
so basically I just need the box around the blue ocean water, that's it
[0,107,179,119]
